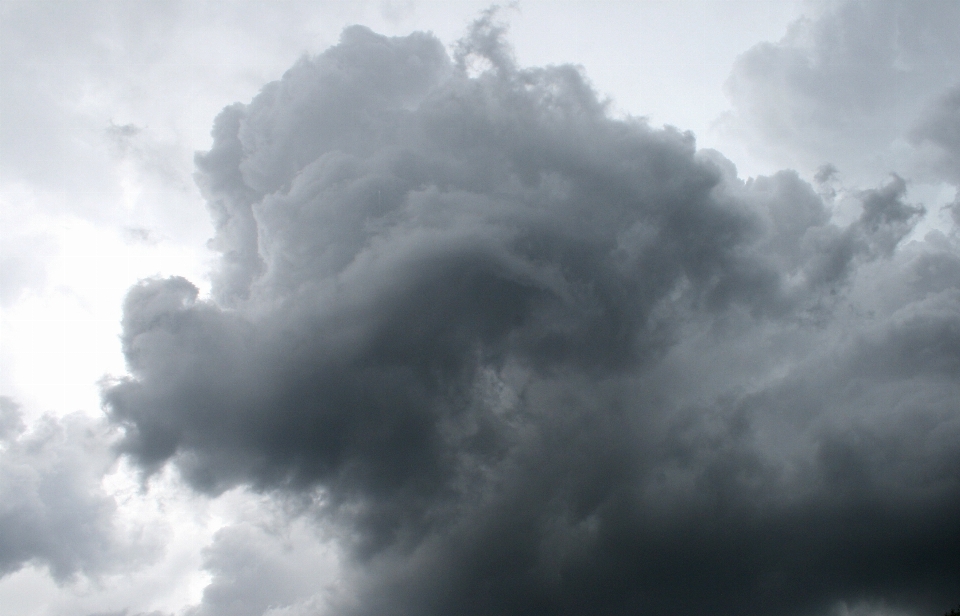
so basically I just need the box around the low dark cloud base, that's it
[103,13,960,616]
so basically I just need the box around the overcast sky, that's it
[1,2,959,615]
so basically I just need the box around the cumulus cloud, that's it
[103,12,959,616]
[724,0,960,184]
[0,397,153,581]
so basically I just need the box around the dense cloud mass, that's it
[103,12,960,616]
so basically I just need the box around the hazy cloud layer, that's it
[102,14,959,616]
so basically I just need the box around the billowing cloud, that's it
[102,13,959,616]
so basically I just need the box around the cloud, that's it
[85,612,170,616]
[911,85,960,184]
[103,13,959,616]
[0,397,154,581]
[184,509,340,616]
[724,0,960,183]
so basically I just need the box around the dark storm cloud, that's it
[0,398,151,581]
[104,13,960,616]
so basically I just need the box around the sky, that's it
[0,1,958,615]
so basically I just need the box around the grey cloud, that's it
[0,400,154,581]
[105,15,958,616]
[858,176,922,232]
[85,612,170,616]
[184,516,339,616]
[0,397,25,439]
[949,192,960,227]
[855,175,925,255]
[912,85,960,184]
[716,170,922,304]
